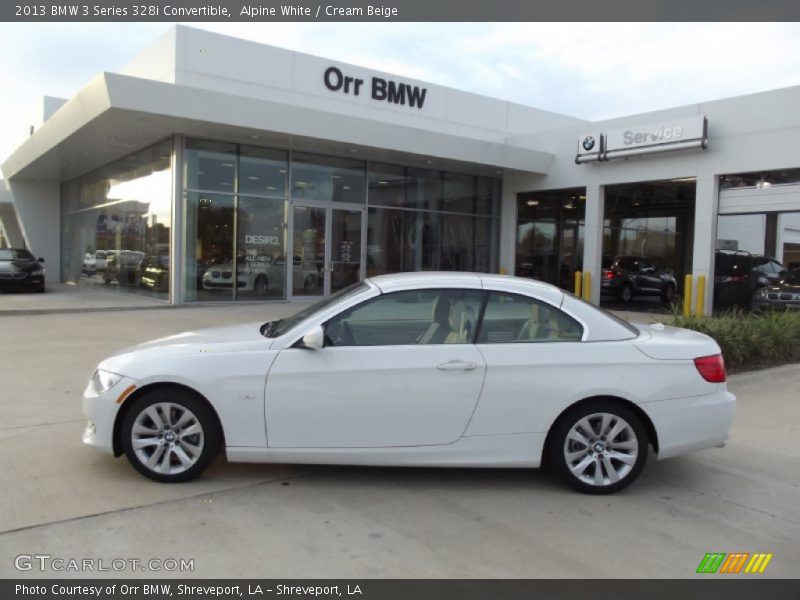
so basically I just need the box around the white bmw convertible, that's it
[83,272,735,493]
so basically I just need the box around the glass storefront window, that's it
[184,192,235,302]
[179,139,501,301]
[368,163,407,207]
[237,196,288,300]
[476,177,500,216]
[516,189,585,290]
[238,146,288,198]
[291,153,365,203]
[61,139,173,301]
[442,172,475,214]
[406,168,442,211]
[440,213,474,271]
[184,140,237,192]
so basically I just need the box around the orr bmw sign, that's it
[323,66,428,110]
[576,116,708,163]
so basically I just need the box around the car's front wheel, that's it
[617,283,634,303]
[549,401,648,494]
[121,389,220,483]
[661,283,676,304]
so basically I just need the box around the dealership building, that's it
[2,25,800,313]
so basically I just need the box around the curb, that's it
[0,305,170,317]
[728,362,800,385]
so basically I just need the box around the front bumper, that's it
[0,273,44,289]
[752,299,800,312]
[82,376,137,455]
[643,387,736,460]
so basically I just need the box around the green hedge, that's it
[671,310,800,372]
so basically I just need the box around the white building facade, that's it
[3,26,800,313]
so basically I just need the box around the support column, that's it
[498,183,517,274]
[691,174,719,316]
[170,134,184,305]
[582,183,604,305]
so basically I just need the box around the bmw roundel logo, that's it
[582,136,595,151]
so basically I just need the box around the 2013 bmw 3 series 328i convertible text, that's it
[82,272,735,494]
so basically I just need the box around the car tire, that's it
[121,388,221,483]
[36,284,45,293]
[661,283,675,304]
[618,283,633,303]
[253,275,268,296]
[549,400,649,494]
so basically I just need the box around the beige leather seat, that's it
[517,303,562,341]
[444,301,478,343]
[417,295,455,344]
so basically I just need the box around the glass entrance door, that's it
[290,204,365,299]
[292,204,326,298]
[330,208,364,293]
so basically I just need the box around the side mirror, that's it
[300,325,324,350]
[38,258,45,263]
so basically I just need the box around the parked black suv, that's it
[713,250,786,310]
[601,255,678,304]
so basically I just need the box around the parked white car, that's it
[202,256,319,295]
[83,272,735,493]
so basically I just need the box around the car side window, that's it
[477,292,583,344]
[324,288,484,347]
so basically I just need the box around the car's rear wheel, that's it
[121,389,220,483]
[549,401,648,494]
[661,283,675,304]
[618,283,633,303]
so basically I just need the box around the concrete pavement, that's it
[0,306,797,578]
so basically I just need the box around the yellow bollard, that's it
[498,267,508,275]
[582,271,591,302]
[683,274,693,316]
[574,271,582,297]
[695,275,706,317]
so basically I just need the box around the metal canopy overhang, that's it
[2,72,553,183]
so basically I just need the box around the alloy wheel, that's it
[563,412,639,487]
[131,402,205,475]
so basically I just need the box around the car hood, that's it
[633,323,721,360]
[0,259,36,272]
[763,283,800,293]
[99,321,273,374]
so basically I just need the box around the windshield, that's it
[0,249,34,261]
[784,270,800,285]
[263,282,370,338]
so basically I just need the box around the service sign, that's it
[605,116,706,152]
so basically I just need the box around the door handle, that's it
[437,360,477,371]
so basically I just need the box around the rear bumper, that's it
[642,387,736,460]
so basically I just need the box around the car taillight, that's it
[694,354,726,383]
[603,270,615,279]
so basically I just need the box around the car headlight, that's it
[755,288,768,298]
[86,369,123,397]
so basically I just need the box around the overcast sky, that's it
[2,22,800,168]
